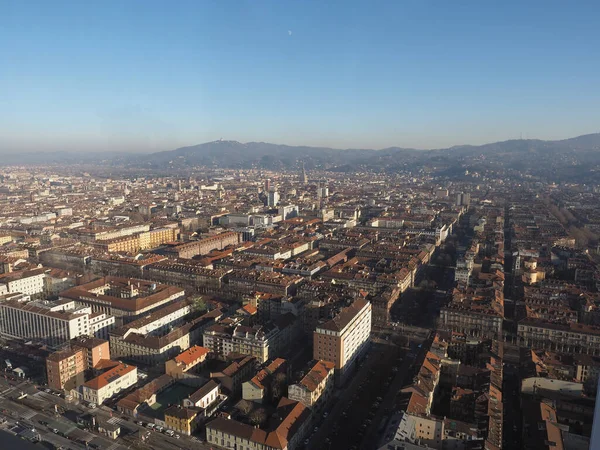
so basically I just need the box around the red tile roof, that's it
[84,363,136,390]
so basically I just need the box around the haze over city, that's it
[2,0,600,153]
[3,2,600,450]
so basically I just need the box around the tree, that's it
[249,408,267,427]
[237,399,252,415]
[190,296,207,313]
[271,372,287,400]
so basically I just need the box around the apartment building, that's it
[46,348,85,391]
[206,397,310,450]
[242,358,288,404]
[110,309,220,365]
[440,305,504,339]
[71,336,111,369]
[110,300,192,339]
[77,223,150,243]
[228,270,303,296]
[203,313,299,363]
[163,231,240,259]
[0,298,113,348]
[60,276,185,325]
[81,363,137,405]
[88,311,116,340]
[165,345,210,379]
[210,355,256,397]
[140,227,179,250]
[43,268,77,298]
[288,360,335,409]
[117,374,175,417]
[95,227,179,253]
[164,406,202,436]
[145,259,231,291]
[313,298,372,380]
[0,268,46,298]
[518,318,600,355]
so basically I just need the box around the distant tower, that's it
[267,190,280,207]
[301,162,308,184]
[264,179,271,192]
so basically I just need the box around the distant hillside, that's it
[2,133,600,181]
[131,140,424,171]
[133,133,600,181]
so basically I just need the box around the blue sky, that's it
[1,0,599,153]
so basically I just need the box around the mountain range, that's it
[2,133,600,181]
[133,133,600,181]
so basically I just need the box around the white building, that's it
[0,298,114,348]
[278,204,299,220]
[0,268,46,298]
[267,190,279,207]
[183,380,220,409]
[81,363,137,405]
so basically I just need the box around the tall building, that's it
[267,190,280,207]
[456,192,471,207]
[71,336,111,369]
[313,298,372,381]
[264,179,271,192]
[317,183,329,199]
[301,162,308,184]
[46,347,85,391]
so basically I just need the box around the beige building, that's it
[518,318,600,355]
[288,360,335,409]
[165,345,210,379]
[242,358,288,404]
[81,363,137,405]
[313,298,371,380]
[164,406,202,436]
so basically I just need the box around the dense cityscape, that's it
[0,158,598,450]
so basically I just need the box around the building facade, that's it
[313,298,372,380]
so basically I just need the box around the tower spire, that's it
[301,162,308,184]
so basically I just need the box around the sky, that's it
[1,0,599,153]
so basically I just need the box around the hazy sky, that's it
[1,0,599,153]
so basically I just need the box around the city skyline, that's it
[2,0,600,153]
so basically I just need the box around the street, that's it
[0,375,213,450]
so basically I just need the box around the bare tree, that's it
[249,408,267,427]
[237,399,252,415]
[271,372,287,400]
